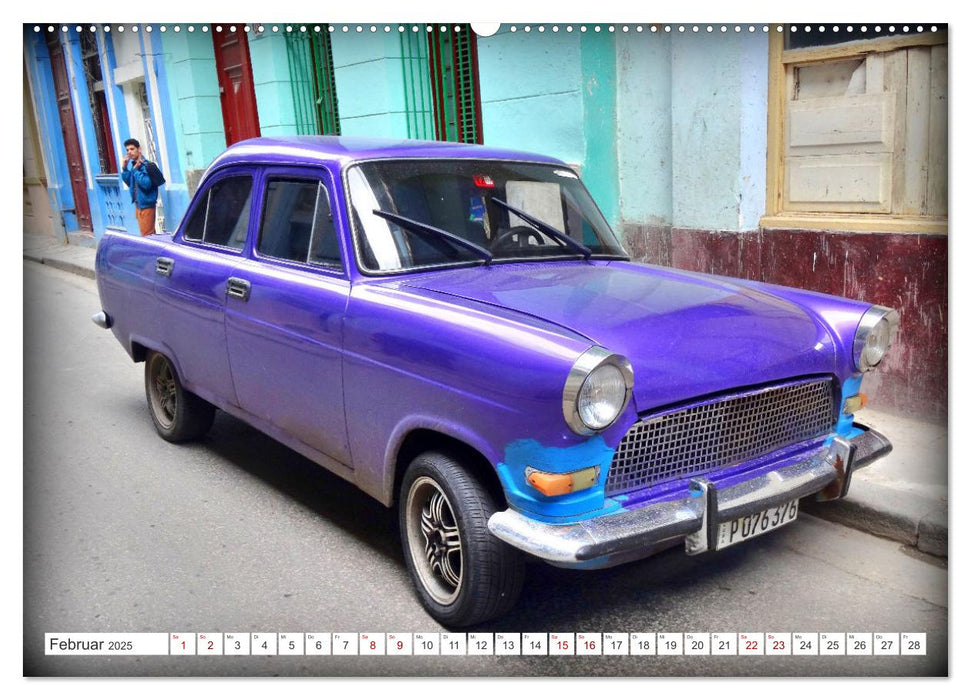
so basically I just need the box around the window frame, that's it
[177,168,258,256]
[763,29,947,234]
[251,166,346,277]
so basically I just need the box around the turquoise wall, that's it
[671,33,743,231]
[615,31,768,232]
[160,30,226,172]
[250,32,299,136]
[616,32,672,226]
[476,27,619,229]
[580,31,619,230]
[330,30,432,139]
[477,28,584,163]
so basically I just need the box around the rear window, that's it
[183,175,253,250]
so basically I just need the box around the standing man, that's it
[121,138,163,236]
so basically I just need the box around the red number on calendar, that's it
[397,641,404,650]
[208,641,214,651]
[746,640,758,650]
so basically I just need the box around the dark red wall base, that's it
[622,224,948,421]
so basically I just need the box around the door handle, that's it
[155,257,174,277]
[226,277,251,301]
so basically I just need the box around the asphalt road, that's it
[23,262,948,677]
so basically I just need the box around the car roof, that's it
[206,135,568,173]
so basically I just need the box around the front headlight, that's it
[853,305,900,372]
[563,346,634,435]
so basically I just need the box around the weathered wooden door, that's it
[212,28,261,146]
[46,34,92,230]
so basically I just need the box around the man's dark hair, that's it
[124,138,140,149]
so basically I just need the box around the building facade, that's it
[23,23,947,420]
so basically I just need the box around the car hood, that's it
[399,261,840,413]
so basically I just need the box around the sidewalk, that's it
[23,231,97,280]
[23,232,949,557]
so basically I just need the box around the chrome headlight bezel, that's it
[853,305,900,372]
[562,346,634,435]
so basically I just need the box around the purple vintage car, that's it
[94,136,898,626]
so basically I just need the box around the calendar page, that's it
[21,6,948,684]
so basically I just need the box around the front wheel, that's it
[144,351,215,442]
[399,451,524,627]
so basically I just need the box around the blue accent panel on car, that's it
[495,436,622,521]
[832,375,864,441]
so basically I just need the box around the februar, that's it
[49,637,104,651]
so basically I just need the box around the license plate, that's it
[715,500,799,550]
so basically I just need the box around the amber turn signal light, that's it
[843,394,868,414]
[525,466,600,497]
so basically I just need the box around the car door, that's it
[154,168,256,406]
[224,167,352,467]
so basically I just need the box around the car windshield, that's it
[346,159,628,273]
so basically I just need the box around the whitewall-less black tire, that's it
[144,351,215,443]
[399,451,525,628]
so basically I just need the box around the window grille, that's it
[285,31,341,135]
[428,25,483,144]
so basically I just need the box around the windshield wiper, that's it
[372,209,493,264]
[490,198,592,260]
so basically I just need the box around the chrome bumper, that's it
[488,425,891,568]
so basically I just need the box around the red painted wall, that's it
[623,225,947,421]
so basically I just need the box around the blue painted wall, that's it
[61,31,109,236]
[23,31,73,237]
[97,28,140,237]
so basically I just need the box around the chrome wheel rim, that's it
[405,476,463,605]
[148,355,177,429]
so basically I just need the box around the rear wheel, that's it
[399,451,524,627]
[145,351,215,442]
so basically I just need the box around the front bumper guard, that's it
[487,425,891,567]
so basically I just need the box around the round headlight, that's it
[578,364,628,430]
[853,306,900,372]
[562,347,634,435]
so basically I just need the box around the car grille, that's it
[605,378,836,497]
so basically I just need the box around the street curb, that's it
[802,481,948,557]
[24,253,96,280]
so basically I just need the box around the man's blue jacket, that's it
[121,160,159,208]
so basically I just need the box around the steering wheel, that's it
[490,226,546,251]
